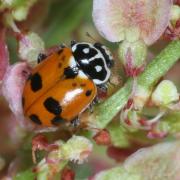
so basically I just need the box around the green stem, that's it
[93,40,180,129]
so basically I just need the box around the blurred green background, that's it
[7,0,118,64]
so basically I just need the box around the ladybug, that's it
[22,41,114,127]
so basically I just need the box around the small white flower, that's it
[60,135,93,164]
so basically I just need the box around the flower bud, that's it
[18,32,45,65]
[125,26,140,43]
[2,62,31,118]
[1,0,14,7]
[60,135,93,164]
[118,40,147,77]
[133,85,151,110]
[151,80,179,107]
[12,6,29,21]
[170,5,180,25]
[36,136,93,179]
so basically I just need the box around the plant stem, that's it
[91,40,180,129]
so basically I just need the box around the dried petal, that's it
[93,129,111,146]
[2,62,31,117]
[61,168,75,180]
[107,146,136,162]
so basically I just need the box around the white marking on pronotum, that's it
[80,59,89,65]
[95,65,102,72]
[83,48,90,54]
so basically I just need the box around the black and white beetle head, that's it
[71,41,114,85]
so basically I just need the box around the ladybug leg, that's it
[108,60,114,68]
[98,83,108,92]
[37,53,47,64]
[88,103,93,113]
[64,66,79,79]
[88,96,100,113]
[71,116,80,127]
[93,96,100,104]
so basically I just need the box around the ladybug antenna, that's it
[86,32,97,42]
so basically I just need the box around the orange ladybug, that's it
[22,41,113,127]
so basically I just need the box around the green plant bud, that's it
[60,135,93,164]
[151,80,179,107]
[133,85,151,110]
[118,40,147,77]
[18,32,45,65]
[12,6,29,21]
[170,5,180,25]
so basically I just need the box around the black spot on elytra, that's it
[85,90,92,96]
[51,116,65,126]
[44,97,62,115]
[22,97,25,107]
[29,114,42,125]
[30,73,42,92]
[57,49,63,55]
[64,66,78,79]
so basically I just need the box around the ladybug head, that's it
[71,41,114,85]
